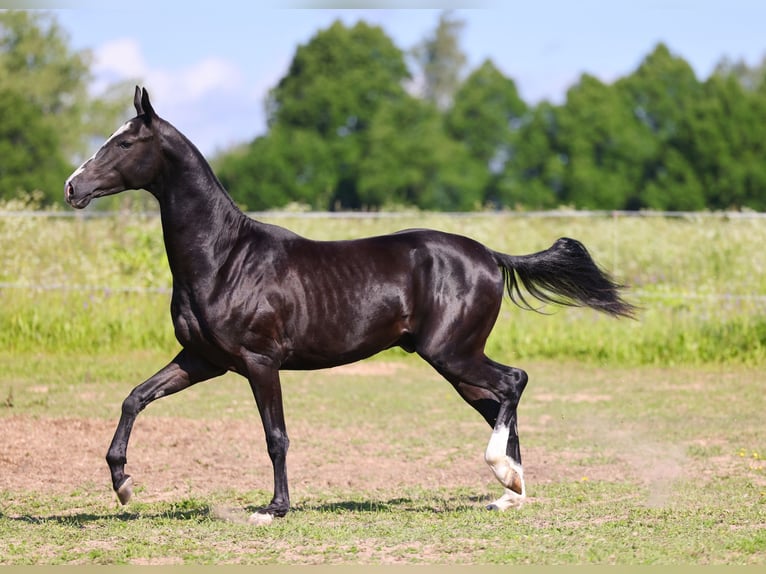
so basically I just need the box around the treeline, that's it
[3,12,766,211]
[215,16,766,212]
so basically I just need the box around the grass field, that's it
[0,352,764,564]
[1,206,765,564]
[3,205,766,364]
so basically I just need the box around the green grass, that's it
[3,208,766,364]
[2,482,762,565]
[1,352,764,564]
[1,206,765,562]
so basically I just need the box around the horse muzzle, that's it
[64,180,91,209]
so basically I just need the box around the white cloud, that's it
[91,38,246,104]
[88,39,260,154]
[184,57,244,99]
[94,37,147,78]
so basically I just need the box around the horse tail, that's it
[492,237,637,319]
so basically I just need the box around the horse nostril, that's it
[65,182,74,201]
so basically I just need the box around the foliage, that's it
[410,10,467,110]
[4,11,766,211]
[358,97,484,210]
[445,59,527,208]
[0,11,131,204]
[0,88,70,201]
[216,128,337,211]
[216,27,766,212]
[218,20,411,211]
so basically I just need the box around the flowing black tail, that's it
[493,237,637,318]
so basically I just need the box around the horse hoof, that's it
[248,511,274,526]
[116,476,134,505]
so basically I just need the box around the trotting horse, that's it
[65,87,635,525]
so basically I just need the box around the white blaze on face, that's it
[66,120,134,184]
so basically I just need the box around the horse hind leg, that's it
[429,355,528,511]
[484,396,527,511]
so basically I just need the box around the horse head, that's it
[65,86,162,209]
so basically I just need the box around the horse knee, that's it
[121,394,142,417]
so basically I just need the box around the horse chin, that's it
[67,193,94,209]
[68,187,123,209]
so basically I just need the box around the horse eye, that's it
[118,140,132,149]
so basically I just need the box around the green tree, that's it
[0,88,69,201]
[682,71,766,210]
[497,102,562,209]
[640,147,705,210]
[446,59,526,166]
[411,10,467,110]
[215,127,336,211]
[358,97,483,210]
[619,43,701,141]
[0,11,130,203]
[268,20,409,135]
[555,73,656,209]
[713,54,766,93]
[617,43,706,209]
[445,59,527,208]
[251,19,410,209]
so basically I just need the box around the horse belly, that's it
[281,289,411,370]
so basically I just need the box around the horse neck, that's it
[152,126,249,282]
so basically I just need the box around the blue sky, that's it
[46,0,766,157]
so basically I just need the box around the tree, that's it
[614,43,707,209]
[445,59,527,207]
[640,147,706,210]
[554,73,657,209]
[0,88,70,202]
[681,72,766,210]
[358,97,484,210]
[215,127,336,211]
[713,54,766,93]
[410,11,467,111]
[618,43,701,141]
[446,60,526,165]
[267,20,409,135]
[255,19,410,209]
[0,11,130,203]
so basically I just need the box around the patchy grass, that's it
[0,352,764,564]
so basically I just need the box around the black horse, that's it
[65,87,635,524]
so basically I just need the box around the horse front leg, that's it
[106,349,225,504]
[245,359,290,525]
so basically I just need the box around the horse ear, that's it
[140,88,156,121]
[133,86,157,124]
[133,85,143,115]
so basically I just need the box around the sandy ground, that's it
[0,411,694,506]
[3,361,759,507]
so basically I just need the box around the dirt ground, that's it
[0,412,694,506]
[2,361,757,507]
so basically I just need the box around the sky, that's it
[39,0,766,157]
